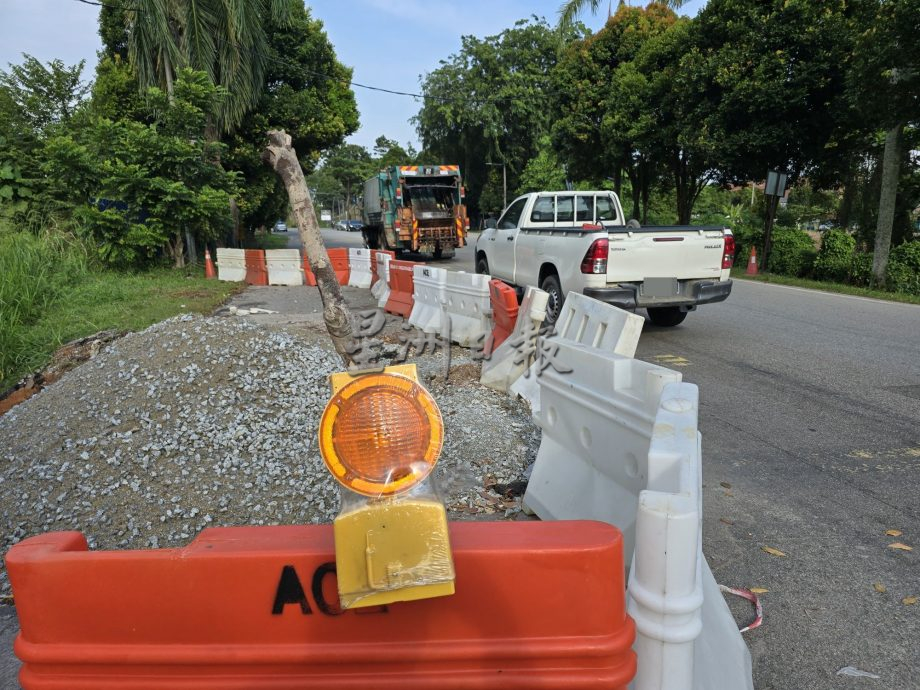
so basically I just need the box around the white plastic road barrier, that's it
[555,292,645,357]
[627,382,753,690]
[216,248,246,282]
[440,271,492,347]
[373,252,392,307]
[408,265,448,334]
[347,248,373,289]
[511,292,644,416]
[522,341,681,560]
[265,249,304,286]
[480,285,549,392]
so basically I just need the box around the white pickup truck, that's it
[474,191,735,327]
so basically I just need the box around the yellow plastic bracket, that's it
[327,363,455,609]
[334,498,455,609]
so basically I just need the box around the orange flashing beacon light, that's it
[319,364,455,609]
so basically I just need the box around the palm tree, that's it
[127,0,291,133]
[558,0,685,28]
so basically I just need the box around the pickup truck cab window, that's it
[596,195,618,222]
[498,197,527,229]
[557,196,574,224]
[576,196,593,222]
[530,196,555,223]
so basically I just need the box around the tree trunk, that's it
[262,130,357,365]
[185,229,197,265]
[172,232,185,268]
[871,122,903,288]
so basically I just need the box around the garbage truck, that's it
[362,165,468,259]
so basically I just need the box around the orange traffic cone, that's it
[204,248,216,279]
[746,246,759,275]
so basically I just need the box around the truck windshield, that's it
[404,180,456,218]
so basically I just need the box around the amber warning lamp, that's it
[319,364,455,609]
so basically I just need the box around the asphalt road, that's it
[2,229,917,688]
[310,228,920,687]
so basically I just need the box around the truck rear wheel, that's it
[540,273,563,326]
[647,307,687,327]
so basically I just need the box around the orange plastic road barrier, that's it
[485,279,519,357]
[204,248,216,279]
[7,522,635,689]
[302,256,317,286]
[328,248,350,285]
[384,260,419,318]
[244,249,268,286]
[746,246,759,275]
[371,249,395,284]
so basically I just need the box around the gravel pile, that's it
[0,315,539,597]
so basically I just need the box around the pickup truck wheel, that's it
[475,255,489,275]
[541,273,563,326]
[647,307,687,327]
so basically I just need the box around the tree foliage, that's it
[415,18,580,218]
[42,70,238,266]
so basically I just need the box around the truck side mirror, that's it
[485,218,497,229]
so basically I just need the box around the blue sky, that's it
[0,0,706,150]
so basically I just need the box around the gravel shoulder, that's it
[0,284,539,686]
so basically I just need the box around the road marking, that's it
[736,278,920,309]
[847,447,920,460]
[651,354,691,367]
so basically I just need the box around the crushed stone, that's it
[0,314,539,597]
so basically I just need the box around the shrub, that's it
[886,241,920,295]
[813,229,856,283]
[849,252,874,287]
[767,227,817,277]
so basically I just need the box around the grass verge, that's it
[1,267,242,391]
[731,269,920,305]
[242,233,290,250]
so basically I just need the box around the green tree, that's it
[373,135,415,168]
[415,18,579,218]
[42,70,238,267]
[517,135,566,194]
[551,4,678,221]
[558,0,685,27]
[0,56,89,138]
[221,1,358,233]
[848,0,920,286]
[320,144,374,218]
[126,0,292,133]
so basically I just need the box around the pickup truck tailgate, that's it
[606,226,726,282]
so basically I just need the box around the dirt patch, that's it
[168,289,216,299]
[0,330,125,417]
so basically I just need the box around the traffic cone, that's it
[204,248,216,279]
[746,246,759,275]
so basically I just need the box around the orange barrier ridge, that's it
[328,248,350,286]
[384,260,420,318]
[7,521,635,689]
[244,249,268,286]
[302,256,317,286]
[485,279,519,357]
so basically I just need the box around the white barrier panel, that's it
[347,248,373,289]
[216,248,246,282]
[374,253,392,307]
[627,383,753,690]
[440,272,492,347]
[408,265,448,334]
[511,292,644,416]
[555,292,644,357]
[480,286,549,392]
[265,249,304,286]
[523,342,680,560]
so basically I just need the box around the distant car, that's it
[273,220,287,233]
[344,220,364,232]
[333,220,348,231]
